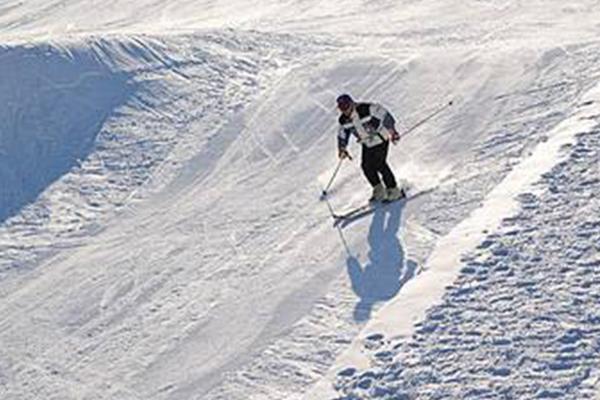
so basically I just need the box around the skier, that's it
[336,93,405,202]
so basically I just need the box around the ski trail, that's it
[303,81,600,399]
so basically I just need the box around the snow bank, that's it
[0,30,311,276]
[0,42,133,222]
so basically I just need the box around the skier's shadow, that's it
[346,201,417,322]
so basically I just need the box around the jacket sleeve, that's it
[338,124,350,149]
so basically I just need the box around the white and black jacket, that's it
[338,102,396,150]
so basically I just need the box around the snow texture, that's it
[1,1,600,400]
[333,127,600,400]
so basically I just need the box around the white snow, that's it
[1,1,600,400]
[305,81,600,400]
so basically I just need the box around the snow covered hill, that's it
[1,1,600,399]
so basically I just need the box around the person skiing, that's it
[336,93,405,202]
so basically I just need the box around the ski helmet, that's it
[336,94,354,111]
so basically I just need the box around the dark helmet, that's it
[336,93,354,111]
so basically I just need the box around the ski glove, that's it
[390,128,401,143]
[338,148,352,160]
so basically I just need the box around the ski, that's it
[332,202,374,220]
[333,196,405,226]
[332,187,436,228]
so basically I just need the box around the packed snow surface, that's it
[1,1,599,400]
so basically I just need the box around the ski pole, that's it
[321,156,348,197]
[399,99,454,138]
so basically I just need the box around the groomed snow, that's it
[1,2,600,400]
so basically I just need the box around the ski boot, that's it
[386,186,406,202]
[369,183,386,202]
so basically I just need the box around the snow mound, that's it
[0,42,133,223]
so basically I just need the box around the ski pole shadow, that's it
[346,200,418,323]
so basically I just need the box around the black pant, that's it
[361,141,397,188]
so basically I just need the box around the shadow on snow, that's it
[346,200,417,322]
[0,44,135,223]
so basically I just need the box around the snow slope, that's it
[308,81,600,400]
[1,1,600,400]
[334,128,600,399]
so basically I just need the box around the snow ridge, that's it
[333,125,600,398]
[0,30,317,283]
